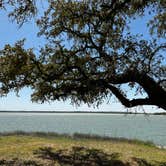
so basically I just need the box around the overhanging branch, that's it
[106,84,152,107]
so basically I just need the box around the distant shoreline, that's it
[0,110,165,115]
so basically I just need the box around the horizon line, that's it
[0,110,165,114]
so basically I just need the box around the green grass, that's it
[0,132,165,165]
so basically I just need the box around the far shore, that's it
[0,110,165,115]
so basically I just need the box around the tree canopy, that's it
[0,0,166,110]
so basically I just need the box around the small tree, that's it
[0,0,166,110]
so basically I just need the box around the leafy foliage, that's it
[0,0,37,26]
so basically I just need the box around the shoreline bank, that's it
[0,131,165,165]
[0,131,158,147]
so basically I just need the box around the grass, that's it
[0,132,165,165]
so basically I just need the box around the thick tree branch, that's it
[106,84,152,107]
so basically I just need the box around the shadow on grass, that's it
[34,146,166,166]
[34,146,126,166]
[132,158,166,166]
[0,146,165,166]
[0,158,41,166]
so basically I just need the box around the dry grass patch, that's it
[0,133,165,165]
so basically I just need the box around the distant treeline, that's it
[153,112,166,115]
[0,110,165,115]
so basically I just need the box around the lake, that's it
[0,113,165,146]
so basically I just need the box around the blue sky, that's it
[0,8,164,112]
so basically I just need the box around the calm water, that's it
[0,113,165,146]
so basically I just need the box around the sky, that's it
[0,6,164,112]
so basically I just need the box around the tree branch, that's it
[106,84,152,107]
